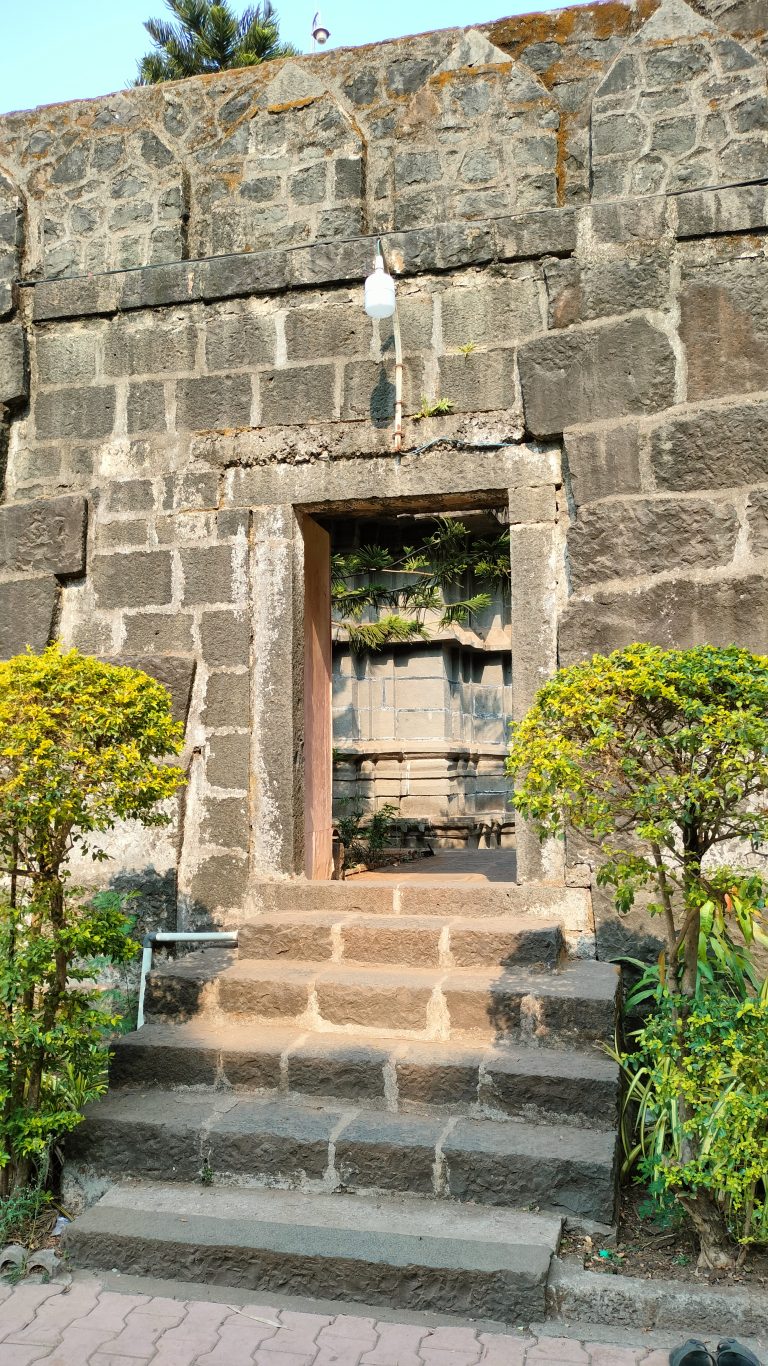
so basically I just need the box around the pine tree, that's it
[135,0,296,85]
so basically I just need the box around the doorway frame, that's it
[244,437,563,885]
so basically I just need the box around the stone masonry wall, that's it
[1,0,768,954]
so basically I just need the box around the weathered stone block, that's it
[518,319,676,437]
[341,357,421,424]
[747,488,768,558]
[0,495,87,576]
[106,480,155,514]
[200,609,249,667]
[198,250,289,302]
[588,197,667,245]
[36,330,98,386]
[35,385,115,440]
[33,274,121,323]
[0,322,26,404]
[568,496,739,590]
[0,575,58,657]
[260,365,335,426]
[104,324,197,377]
[205,309,275,371]
[206,732,250,790]
[287,1040,387,1099]
[335,1113,441,1195]
[442,278,542,348]
[122,612,194,654]
[564,424,642,506]
[675,184,768,239]
[201,796,249,848]
[180,546,235,606]
[648,398,768,490]
[189,851,248,912]
[203,671,250,729]
[438,349,517,414]
[127,382,167,434]
[680,258,768,402]
[176,375,252,431]
[545,258,670,329]
[92,551,173,609]
[560,573,768,664]
[284,304,368,361]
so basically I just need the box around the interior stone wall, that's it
[1,0,768,955]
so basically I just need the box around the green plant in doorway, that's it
[0,645,185,1198]
[332,515,510,653]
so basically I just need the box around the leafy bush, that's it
[508,644,768,997]
[508,643,768,1265]
[0,645,185,1195]
[613,986,768,1257]
[336,801,399,870]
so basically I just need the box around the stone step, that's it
[65,1089,617,1222]
[145,951,619,1046]
[111,1021,620,1128]
[237,912,564,969]
[244,880,593,953]
[64,1181,561,1321]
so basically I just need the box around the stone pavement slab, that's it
[0,1275,765,1366]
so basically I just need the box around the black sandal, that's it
[669,1343,716,1366]
[717,1341,762,1366]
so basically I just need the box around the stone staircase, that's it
[63,880,621,1324]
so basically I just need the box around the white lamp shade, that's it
[364,257,396,319]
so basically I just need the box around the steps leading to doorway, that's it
[64,878,620,1320]
[110,1020,619,1127]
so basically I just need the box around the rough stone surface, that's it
[679,258,768,402]
[0,575,59,657]
[561,574,768,664]
[0,495,87,576]
[518,320,676,438]
[567,496,739,590]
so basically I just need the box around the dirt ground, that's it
[563,1183,768,1288]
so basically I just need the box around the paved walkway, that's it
[349,849,519,883]
[0,1276,684,1365]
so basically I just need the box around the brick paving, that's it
[0,1278,685,1365]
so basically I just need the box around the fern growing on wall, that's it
[331,516,510,653]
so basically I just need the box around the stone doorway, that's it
[301,497,516,883]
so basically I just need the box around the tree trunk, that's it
[679,1192,737,1270]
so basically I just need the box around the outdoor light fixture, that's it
[312,11,331,45]
[364,251,396,320]
[363,240,403,453]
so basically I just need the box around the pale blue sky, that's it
[0,0,592,116]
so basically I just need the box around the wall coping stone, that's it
[30,207,577,324]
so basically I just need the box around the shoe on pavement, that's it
[717,1341,763,1366]
[669,1342,716,1366]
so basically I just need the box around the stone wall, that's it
[1,0,768,953]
